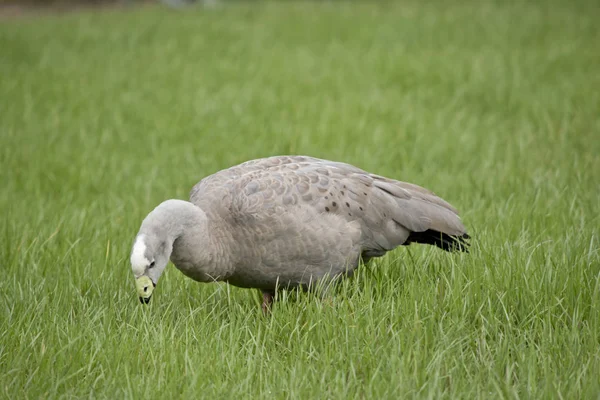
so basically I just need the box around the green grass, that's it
[1,0,599,398]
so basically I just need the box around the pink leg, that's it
[261,290,275,314]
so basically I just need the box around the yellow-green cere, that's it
[136,276,154,299]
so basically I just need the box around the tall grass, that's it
[1,1,599,398]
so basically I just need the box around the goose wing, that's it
[190,156,469,254]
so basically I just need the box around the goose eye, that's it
[149,261,156,268]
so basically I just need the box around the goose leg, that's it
[261,290,275,314]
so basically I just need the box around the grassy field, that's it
[1,0,599,398]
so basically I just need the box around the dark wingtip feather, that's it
[404,229,470,252]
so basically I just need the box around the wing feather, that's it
[189,155,468,254]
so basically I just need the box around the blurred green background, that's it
[1,0,599,398]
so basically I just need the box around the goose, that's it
[130,155,469,311]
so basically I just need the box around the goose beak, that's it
[135,276,155,304]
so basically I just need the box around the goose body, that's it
[130,156,469,307]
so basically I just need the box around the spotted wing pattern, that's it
[190,156,468,256]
